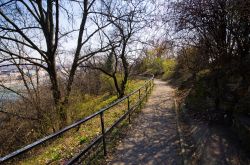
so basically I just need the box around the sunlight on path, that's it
[107,79,182,165]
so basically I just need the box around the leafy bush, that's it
[100,74,123,95]
[162,59,176,80]
[137,55,176,79]
[145,57,164,75]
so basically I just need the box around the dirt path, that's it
[106,79,182,165]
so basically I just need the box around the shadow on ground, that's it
[106,80,183,165]
[179,115,250,165]
[169,70,250,165]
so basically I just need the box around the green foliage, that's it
[18,79,146,164]
[136,50,164,75]
[51,151,60,161]
[100,73,123,95]
[125,79,146,93]
[69,93,117,122]
[78,136,88,144]
[162,59,176,80]
[139,55,176,79]
[136,46,176,78]
[147,57,164,75]
[147,57,160,73]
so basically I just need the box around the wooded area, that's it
[0,0,249,163]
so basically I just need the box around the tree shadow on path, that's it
[107,80,183,165]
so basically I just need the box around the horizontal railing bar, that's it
[104,98,142,136]
[67,98,143,164]
[66,135,103,165]
[130,101,141,113]
[0,76,153,163]
[65,79,152,164]
[66,78,153,163]
[106,106,131,134]
[0,110,102,162]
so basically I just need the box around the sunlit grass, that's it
[16,79,147,165]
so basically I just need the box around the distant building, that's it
[0,70,11,75]
[10,70,20,78]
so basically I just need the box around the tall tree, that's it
[173,0,250,118]
[0,0,115,128]
[81,0,152,98]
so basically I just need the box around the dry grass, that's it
[6,79,147,164]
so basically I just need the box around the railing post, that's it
[149,81,151,92]
[127,96,131,123]
[139,89,141,109]
[100,112,107,156]
[150,80,153,92]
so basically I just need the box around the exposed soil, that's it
[106,79,182,165]
[106,79,250,165]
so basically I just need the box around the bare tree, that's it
[174,0,250,71]
[172,0,250,120]
[0,0,124,128]
[81,0,152,98]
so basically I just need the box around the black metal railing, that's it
[0,75,154,164]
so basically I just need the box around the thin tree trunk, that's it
[48,63,66,129]
[112,74,123,98]
[119,41,129,98]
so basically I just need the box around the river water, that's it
[0,88,19,101]
[0,82,25,101]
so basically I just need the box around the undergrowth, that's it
[10,79,147,165]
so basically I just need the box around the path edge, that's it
[174,98,188,165]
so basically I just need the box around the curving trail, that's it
[106,79,182,165]
[106,79,250,165]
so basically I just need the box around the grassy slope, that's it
[16,79,146,165]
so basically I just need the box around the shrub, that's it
[162,59,176,80]
[146,57,164,75]
[100,73,123,95]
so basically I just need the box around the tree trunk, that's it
[120,42,129,99]
[48,63,66,129]
[63,1,88,106]
[112,74,123,98]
